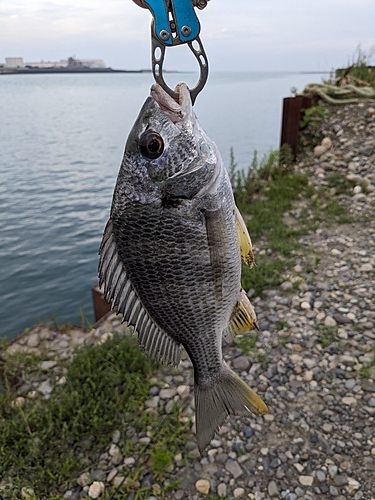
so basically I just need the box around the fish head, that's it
[119,82,220,203]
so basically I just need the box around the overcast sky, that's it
[1,0,374,72]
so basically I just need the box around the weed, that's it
[321,328,336,348]
[326,172,357,196]
[151,447,173,480]
[235,333,257,355]
[299,105,326,129]
[0,335,189,497]
[257,353,270,368]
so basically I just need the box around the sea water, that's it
[0,71,326,340]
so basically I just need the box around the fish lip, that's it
[150,83,192,124]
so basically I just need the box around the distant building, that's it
[5,57,25,68]
[4,57,106,69]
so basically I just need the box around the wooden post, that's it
[280,95,312,160]
[92,283,112,322]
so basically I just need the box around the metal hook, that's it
[151,28,209,105]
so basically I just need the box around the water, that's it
[0,71,325,340]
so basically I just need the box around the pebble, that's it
[88,481,104,499]
[195,479,210,494]
[233,487,245,498]
[268,480,279,497]
[299,475,314,487]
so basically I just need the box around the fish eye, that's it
[139,130,164,159]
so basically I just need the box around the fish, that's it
[98,82,268,453]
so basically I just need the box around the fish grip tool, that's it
[134,0,209,104]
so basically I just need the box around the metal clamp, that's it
[151,24,208,105]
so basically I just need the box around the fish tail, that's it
[195,362,268,453]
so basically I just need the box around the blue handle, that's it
[143,0,200,45]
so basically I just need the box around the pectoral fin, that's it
[235,205,255,269]
[224,289,259,341]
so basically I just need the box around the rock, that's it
[359,145,374,156]
[301,301,311,310]
[27,333,40,347]
[77,472,92,487]
[159,388,177,399]
[112,430,120,443]
[317,471,326,482]
[234,487,245,498]
[37,380,53,395]
[21,488,35,499]
[299,475,314,486]
[217,483,227,497]
[40,360,57,370]
[233,355,250,371]
[360,263,373,271]
[225,459,243,479]
[195,479,210,494]
[88,481,104,499]
[342,397,357,406]
[334,474,348,487]
[314,145,327,158]
[321,137,332,149]
[280,281,293,290]
[324,316,337,327]
[268,480,280,497]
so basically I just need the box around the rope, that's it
[302,82,375,104]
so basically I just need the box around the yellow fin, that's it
[227,289,259,338]
[235,205,255,268]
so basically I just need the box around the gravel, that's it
[2,98,375,499]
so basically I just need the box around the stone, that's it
[37,380,53,395]
[40,360,57,370]
[159,388,177,399]
[27,333,40,347]
[342,397,357,406]
[360,263,373,271]
[280,281,293,291]
[88,482,105,499]
[195,479,210,494]
[106,469,117,483]
[317,470,326,482]
[347,478,360,493]
[234,488,245,498]
[334,474,348,487]
[301,301,311,310]
[233,355,250,371]
[112,430,120,443]
[268,480,279,497]
[359,145,374,156]
[314,145,327,158]
[77,472,92,487]
[321,137,332,149]
[299,475,314,486]
[21,488,35,499]
[217,483,227,497]
[324,316,337,327]
[225,459,243,478]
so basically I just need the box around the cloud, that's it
[1,0,374,71]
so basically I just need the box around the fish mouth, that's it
[150,83,192,124]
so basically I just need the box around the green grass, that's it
[320,328,336,348]
[0,335,189,499]
[235,333,258,355]
[229,147,318,295]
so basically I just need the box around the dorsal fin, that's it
[224,289,259,341]
[98,219,181,366]
[235,205,255,269]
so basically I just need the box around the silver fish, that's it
[99,82,268,452]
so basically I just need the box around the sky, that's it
[1,0,374,72]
